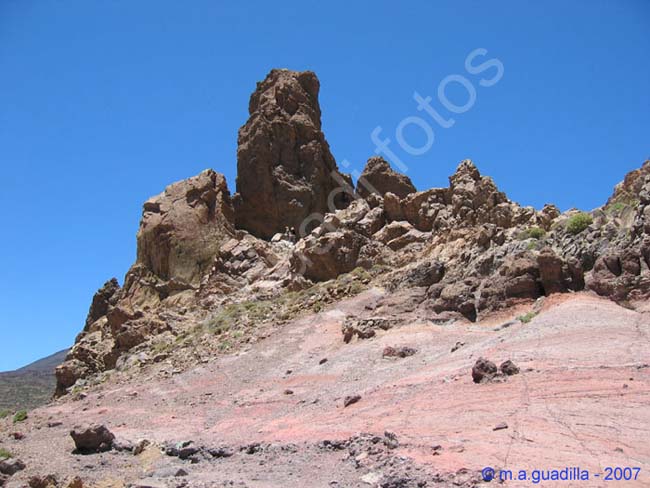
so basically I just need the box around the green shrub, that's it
[0,410,10,419]
[518,311,537,324]
[13,410,27,423]
[527,227,546,239]
[0,448,12,460]
[566,212,593,235]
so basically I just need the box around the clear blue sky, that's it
[1,1,648,371]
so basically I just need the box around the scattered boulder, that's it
[356,156,416,199]
[344,395,362,408]
[0,458,26,476]
[382,346,417,358]
[70,425,115,454]
[500,360,520,376]
[383,431,399,450]
[165,441,200,460]
[133,439,151,456]
[28,475,58,488]
[493,422,509,431]
[342,317,394,343]
[472,358,498,384]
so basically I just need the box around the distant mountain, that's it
[0,349,69,412]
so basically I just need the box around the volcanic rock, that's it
[499,360,520,376]
[356,156,416,199]
[84,278,120,329]
[472,357,497,383]
[0,458,26,476]
[234,69,352,239]
[136,169,235,286]
[70,424,115,454]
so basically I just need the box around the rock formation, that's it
[136,169,235,286]
[53,69,650,398]
[356,156,416,199]
[234,69,353,240]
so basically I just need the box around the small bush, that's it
[13,410,27,423]
[606,201,626,214]
[0,448,12,460]
[0,409,10,419]
[566,212,593,235]
[527,227,546,239]
[518,311,537,324]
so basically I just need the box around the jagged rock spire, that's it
[234,69,352,239]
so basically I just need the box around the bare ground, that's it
[2,291,649,487]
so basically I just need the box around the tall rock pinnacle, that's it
[234,69,352,239]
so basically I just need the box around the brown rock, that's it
[537,248,567,295]
[0,458,26,475]
[500,360,520,376]
[28,475,58,488]
[84,278,120,328]
[382,346,417,358]
[136,169,235,286]
[291,229,367,282]
[70,424,115,454]
[356,156,416,199]
[234,69,352,239]
[343,394,361,407]
[472,357,497,383]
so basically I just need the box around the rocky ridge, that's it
[54,69,650,405]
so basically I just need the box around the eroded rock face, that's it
[356,156,416,199]
[234,69,352,239]
[137,169,235,286]
[85,278,120,329]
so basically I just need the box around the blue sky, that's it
[0,1,648,370]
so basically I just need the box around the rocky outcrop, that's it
[356,156,416,199]
[54,69,650,400]
[84,278,120,329]
[234,69,352,239]
[136,169,235,286]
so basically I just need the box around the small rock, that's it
[207,447,234,458]
[472,357,497,383]
[165,441,200,460]
[500,360,520,376]
[47,421,63,428]
[319,358,328,365]
[343,395,362,408]
[133,439,151,456]
[382,346,417,358]
[451,341,465,353]
[67,476,84,488]
[283,389,294,395]
[70,424,115,454]
[0,458,26,475]
[149,467,188,478]
[10,432,24,440]
[28,474,58,488]
[383,431,399,449]
[493,422,508,431]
